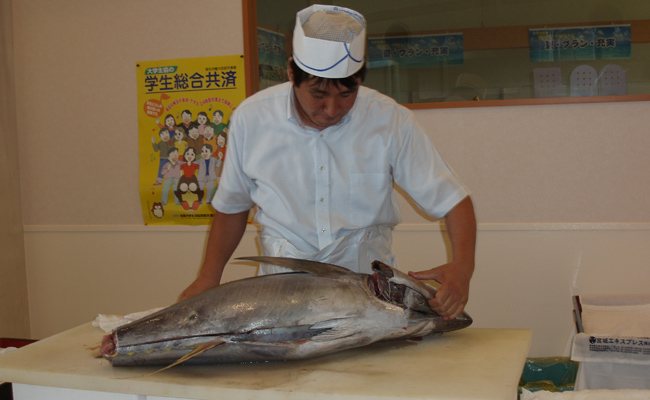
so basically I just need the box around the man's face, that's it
[291,76,360,130]
[182,112,192,124]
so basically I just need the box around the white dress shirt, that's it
[212,82,468,273]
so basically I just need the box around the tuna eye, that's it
[188,312,198,322]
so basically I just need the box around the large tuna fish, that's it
[100,257,472,367]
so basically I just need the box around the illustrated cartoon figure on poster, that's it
[151,202,164,218]
[186,124,203,155]
[160,147,182,206]
[173,126,187,161]
[214,131,227,179]
[156,113,178,136]
[211,110,228,136]
[197,143,218,204]
[175,174,203,211]
[180,146,200,177]
[196,111,209,137]
[202,124,218,155]
[151,128,175,186]
[179,110,193,133]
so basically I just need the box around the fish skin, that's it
[102,258,472,367]
[237,256,355,275]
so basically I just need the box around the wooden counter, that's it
[0,323,530,400]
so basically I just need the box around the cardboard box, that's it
[571,295,650,390]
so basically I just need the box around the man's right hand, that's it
[177,209,250,302]
[178,276,220,302]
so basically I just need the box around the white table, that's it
[0,323,531,400]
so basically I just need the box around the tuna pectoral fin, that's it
[310,318,358,341]
[118,341,225,379]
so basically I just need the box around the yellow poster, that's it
[137,55,246,225]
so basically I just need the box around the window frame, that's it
[242,0,650,109]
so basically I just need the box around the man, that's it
[180,4,476,320]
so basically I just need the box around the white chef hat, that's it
[292,4,366,79]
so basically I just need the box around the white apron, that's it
[257,226,397,275]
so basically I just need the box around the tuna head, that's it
[101,286,232,362]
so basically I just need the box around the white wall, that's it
[11,0,650,357]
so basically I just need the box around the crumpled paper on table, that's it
[0,347,18,356]
[93,308,165,332]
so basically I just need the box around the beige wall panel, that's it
[409,102,650,224]
[24,227,260,340]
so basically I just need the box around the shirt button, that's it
[319,166,324,170]
[319,197,324,202]
[321,229,326,233]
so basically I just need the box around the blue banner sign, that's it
[257,27,288,83]
[529,24,631,62]
[368,33,464,68]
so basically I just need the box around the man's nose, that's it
[322,96,341,117]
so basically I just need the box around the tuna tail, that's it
[236,256,356,275]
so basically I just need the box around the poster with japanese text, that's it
[137,55,246,225]
[529,25,631,62]
[368,33,464,68]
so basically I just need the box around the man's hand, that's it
[177,209,250,303]
[408,260,472,320]
[178,275,220,302]
[409,196,476,320]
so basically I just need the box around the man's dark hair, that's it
[289,59,366,89]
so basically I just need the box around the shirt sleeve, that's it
[210,109,255,214]
[392,110,469,219]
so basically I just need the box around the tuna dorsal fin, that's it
[116,341,224,379]
[237,256,355,275]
